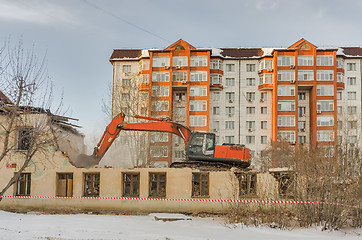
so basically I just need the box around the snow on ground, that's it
[0,210,360,240]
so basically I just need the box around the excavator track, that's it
[170,161,245,171]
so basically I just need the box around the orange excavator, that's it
[74,113,251,168]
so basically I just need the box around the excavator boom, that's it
[72,112,250,169]
[94,113,192,159]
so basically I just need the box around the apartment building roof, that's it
[110,46,362,61]
[339,47,362,58]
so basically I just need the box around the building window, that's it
[337,121,342,130]
[142,60,150,70]
[347,92,357,100]
[298,55,313,66]
[246,107,255,114]
[316,55,333,66]
[298,121,306,130]
[192,172,209,197]
[175,150,185,159]
[172,71,187,82]
[150,146,168,158]
[337,91,342,100]
[278,115,295,127]
[190,100,207,111]
[298,136,306,145]
[150,132,168,143]
[210,74,222,85]
[190,71,207,81]
[57,173,73,197]
[210,59,223,70]
[84,173,100,197]
[149,173,166,197]
[246,92,255,101]
[226,92,236,102]
[15,173,31,196]
[213,121,220,131]
[142,74,149,83]
[347,63,356,71]
[348,136,357,144]
[347,77,356,85]
[278,101,295,111]
[246,121,255,130]
[18,127,33,150]
[277,56,294,66]
[347,106,357,114]
[237,173,257,196]
[261,136,268,144]
[272,172,295,198]
[189,115,207,127]
[122,79,130,87]
[337,106,342,114]
[212,106,220,115]
[261,92,267,101]
[278,85,295,96]
[246,136,255,144]
[123,173,139,197]
[347,121,357,129]
[226,107,235,116]
[190,56,207,67]
[173,56,188,66]
[152,72,170,82]
[278,71,295,81]
[298,92,306,100]
[317,116,334,126]
[337,58,344,68]
[317,85,334,96]
[225,78,235,86]
[261,107,267,114]
[151,101,169,112]
[317,130,334,142]
[317,101,334,111]
[225,121,235,130]
[213,92,220,101]
[246,78,255,86]
[278,131,295,142]
[298,70,314,81]
[152,86,169,97]
[225,64,235,72]
[337,72,344,82]
[225,136,234,144]
[317,70,333,81]
[246,64,255,72]
[152,57,170,67]
[122,65,131,73]
[261,121,267,129]
[298,107,306,117]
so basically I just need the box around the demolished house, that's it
[0,91,290,213]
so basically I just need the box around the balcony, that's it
[210,83,223,90]
[138,83,150,91]
[337,81,345,90]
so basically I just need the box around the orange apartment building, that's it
[110,39,362,168]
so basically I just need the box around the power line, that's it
[81,0,171,44]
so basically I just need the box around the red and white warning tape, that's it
[1,195,360,209]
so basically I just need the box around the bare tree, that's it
[0,39,66,200]
[103,72,149,167]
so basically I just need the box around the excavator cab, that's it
[186,132,216,161]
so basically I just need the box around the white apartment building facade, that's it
[109,39,362,168]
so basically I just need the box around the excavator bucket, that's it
[70,153,101,168]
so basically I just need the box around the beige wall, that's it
[0,149,282,213]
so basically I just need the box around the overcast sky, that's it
[1,0,362,146]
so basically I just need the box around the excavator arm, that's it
[93,113,192,160]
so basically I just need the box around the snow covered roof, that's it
[109,46,362,62]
